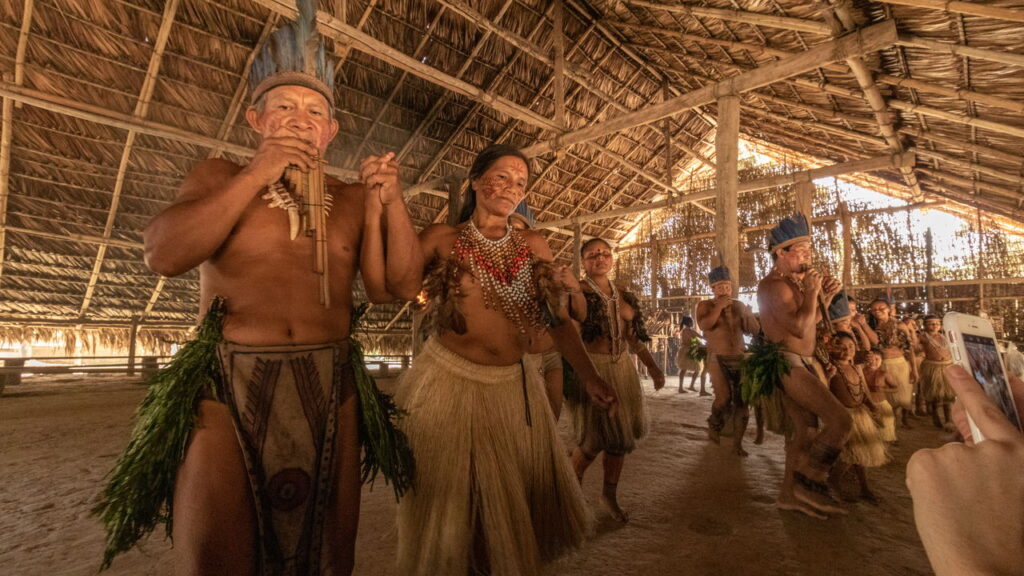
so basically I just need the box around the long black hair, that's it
[457,144,530,223]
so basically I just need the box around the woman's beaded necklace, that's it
[586,276,623,360]
[452,220,541,334]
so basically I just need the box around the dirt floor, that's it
[0,373,943,575]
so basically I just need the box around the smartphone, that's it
[943,312,1023,441]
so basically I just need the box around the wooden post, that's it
[552,0,565,129]
[794,178,814,221]
[650,234,660,299]
[840,201,853,289]
[715,95,740,293]
[447,180,463,226]
[572,221,582,277]
[127,319,139,376]
[924,228,935,313]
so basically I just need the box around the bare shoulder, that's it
[420,223,458,261]
[521,229,553,260]
[177,158,243,201]
[328,177,366,208]
[695,299,713,313]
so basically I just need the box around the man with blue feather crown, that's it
[755,213,853,519]
[93,1,422,574]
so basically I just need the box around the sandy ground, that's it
[0,374,941,576]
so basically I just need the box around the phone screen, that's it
[963,333,1022,430]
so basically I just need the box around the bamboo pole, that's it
[898,34,1024,68]
[873,0,1024,24]
[0,225,143,249]
[536,152,915,230]
[912,148,1024,187]
[0,81,362,181]
[899,127,1023,170]
[522,20,899,158]
[624,0,834,35]
[127,319,139,376]
[716,94,740,293]
[876,74,1024,116]
[917,168,1021,202]
[79,0,180,317]
[553,0,565,129]
[840,202,853,288]
[888,99,1024,141]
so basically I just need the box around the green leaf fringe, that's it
[740,340,791,405]
[349,303,415,500]
[93,297,226,571]
[687,337,707,362]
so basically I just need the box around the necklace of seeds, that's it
[586,276,623,360]
[453,220,541,334]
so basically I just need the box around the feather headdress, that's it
[250,0,336,107]
[768,213,810,251]
[708,265,731,285]
[828,290,851,324]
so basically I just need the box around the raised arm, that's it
[695,298,727,332]
[358,153,423,302]
[144,133,320,277]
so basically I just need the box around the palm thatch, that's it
[0,0,1022,351]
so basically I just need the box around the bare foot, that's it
[734,445,749,457]
[777,496,828,520]
[708,427,720,445]
[688,386,697,392]
[754,430,765,445]
[677,388,688,394]
[793,481,849,516]
[600,493,630,523]
[699,391,712,397]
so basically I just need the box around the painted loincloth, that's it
[920,359,955,403]
[572,352,649,455]
[216,341,356,576]
[395,338,591,575]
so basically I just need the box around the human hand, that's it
[243,127,321,187]
[821,275,842,300]
[555,265,581,294]
[906,365,1024,576]
[802,269,823,293]
[360,152,401,207]
[584,376,619,418]
[651,369,666,391]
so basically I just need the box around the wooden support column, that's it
[924,228,935,313]
[446,180,462,226]
[650,234,660,299]
[715,95,740,291]
[552,0,565,129]
[572,221,582,277]
[127,319,139,377]
[794,178,814,220]
[839,202,853,289]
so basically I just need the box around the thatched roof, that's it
[0,0,1022,346]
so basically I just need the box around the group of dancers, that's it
[673,213,959,517]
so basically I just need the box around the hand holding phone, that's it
[943,312,1023,441]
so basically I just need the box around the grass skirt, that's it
[571,352,648,454]
[395,339,592,576]
[841,405,890,468]
[883,356,913,409]
[920,359,955,403]
[875,398,897,442]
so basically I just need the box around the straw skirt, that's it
[572,352,648,455]
[395,339,592,576]
[841,405,890,468]
[883,356,913,410]
[920,359,955,403]
[874,398,897,442]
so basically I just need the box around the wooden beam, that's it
[79,0,180,317]
[0,225,143,249]
[912,148,1024,187]
[888,98,1024,141]
[553,0,566,129]
[0,81,361,181]
[875,0,1024,24]
[625,0,835,35]
[250,0,561,132]
[715,95,739,291]
[0,0,35,281]
[898,34,1024,68]
[522,20,899,157]
[898,127,1023,171]
[876,74,1024,116]
[537,151,915,229]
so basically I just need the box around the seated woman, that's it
[395,144,617,576]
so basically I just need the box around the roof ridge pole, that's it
[827,2,924,201]
[520,20,899,158]
[79,0,181,318]
[0,0,36,282]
